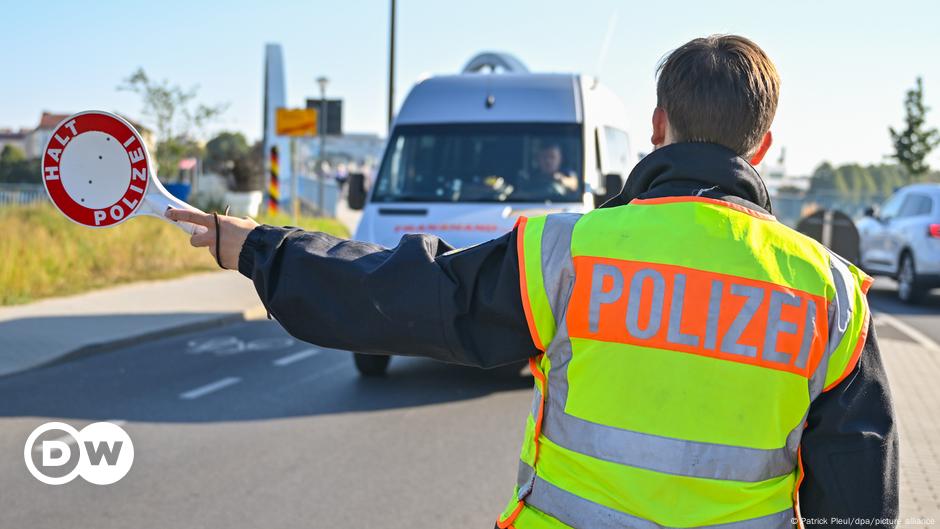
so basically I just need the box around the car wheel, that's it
[353,352,390,377]
[898,252,927,304]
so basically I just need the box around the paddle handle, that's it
[140,180,209,235]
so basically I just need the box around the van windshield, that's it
[372,123,583,203]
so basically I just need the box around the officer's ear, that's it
[651,107,668,149]
[749,131,773,165]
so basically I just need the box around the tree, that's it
[869,164,905,196]
[205,132,250,175]
[204,132,262,191]
[889,77,940,178]
[155,137,203,182]
[118,68,227,179]
[809,162,838,193]
[0,145,40,184]
[231,141,264,192]
[0,144,25,165]
[839,164,876,201]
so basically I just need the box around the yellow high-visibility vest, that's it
[498,196,871,529]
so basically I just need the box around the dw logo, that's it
[24,421,134,485]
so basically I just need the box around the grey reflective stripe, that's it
[524,471,794,529]
[516,458,536,500]
[783,411,808,459]
[545,322,573,413]
[530,385,542,421]
[809,303,837,402]
[807,300,837,401]
[794,298,817,370]
[540,401,796,482]
[517,386,542,499]
[827,253,857,347]
[808,252,859,400]
[539,213,580,329]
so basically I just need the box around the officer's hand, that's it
[165,208,259,270]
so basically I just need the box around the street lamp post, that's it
[388,0,396,130]
[316,76,329,216]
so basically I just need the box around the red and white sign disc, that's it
[41,111,151,228]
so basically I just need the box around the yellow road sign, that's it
[275,108,318,137]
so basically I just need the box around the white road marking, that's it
[32,420,126,452]
[179,377,241,400]
[273,348,320,367]
[873,311,940,352]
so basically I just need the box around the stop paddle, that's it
[40,110,207,234]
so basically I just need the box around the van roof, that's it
[395,73,582,125]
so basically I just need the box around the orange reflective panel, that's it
[566,257,828,377]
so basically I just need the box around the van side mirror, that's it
[347,173,367,210]
[593,173,623,208]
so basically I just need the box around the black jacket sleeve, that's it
[237,225,540,368]
[798,319,899,523]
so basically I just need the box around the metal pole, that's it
[387,0,396,130]
[193,157,200,195]
[822,209,834,248]
[318,85,327,216]
[291,137,299,224]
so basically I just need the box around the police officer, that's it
[169,34,898,528]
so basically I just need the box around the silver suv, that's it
[858,183,940,303]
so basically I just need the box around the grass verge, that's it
[0,203,349,306]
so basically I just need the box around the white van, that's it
[346,58,634,375]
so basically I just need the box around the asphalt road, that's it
[0,320,532,528]
[1,279,937,528]
[868,277,940,347]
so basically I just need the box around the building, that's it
[305,132,385,166]
[24,112,70,158]
[759,147,811,196]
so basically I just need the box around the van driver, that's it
[521,143,579,200]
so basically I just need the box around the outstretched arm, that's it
[165,208,539,367]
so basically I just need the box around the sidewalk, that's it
[879,334,940,525]
[0,271,265,377]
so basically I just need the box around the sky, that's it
[2,0,939,176]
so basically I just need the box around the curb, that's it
[0,305,268,378]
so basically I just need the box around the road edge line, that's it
[273,348,320,367]
[873,311,940,352]
[179,377,242,400]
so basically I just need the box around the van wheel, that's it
[898,252,927,304]
[353,353,391,377]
